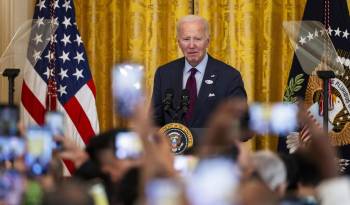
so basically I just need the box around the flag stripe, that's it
[21,81,45,125]
[75,83,99,133]
[57,102,85,149]
[20,102,36,126]
[22,60,47,106]
[63,96,95,145]
[87,79,96,97]
[62,159,75,175]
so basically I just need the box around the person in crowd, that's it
[41,180,94,205]
[58,129,141,205]
[2,100,350,205]
[252,151,287,198]
[280,151,320,205]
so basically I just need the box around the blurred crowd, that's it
[1,99,350,205]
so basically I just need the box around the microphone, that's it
[163,88,174,112]
[180,89,190,119]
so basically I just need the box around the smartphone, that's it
[115,131,143,159]
[25,126,54,176]
[45,111,64,150]
[247,103,298,135]
[0,170,24,205]
[0,105,19,136]
[187,158,240,205]
[146,179,182,205]
[173,155,198,177]
[112,63,144,117]
[45,111,64,136]
[0,137,25,161]
[89,181,109,205]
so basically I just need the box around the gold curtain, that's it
[74,0,192,131]
[195,0,307,150]
[74,0,318,150]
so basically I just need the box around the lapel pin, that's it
[205,79,213,84]
[211,74,216,78]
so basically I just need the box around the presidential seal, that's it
[159,123,193,154]
[305,75,350,145]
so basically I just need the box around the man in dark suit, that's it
[152,15,246,128]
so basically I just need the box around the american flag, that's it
[21,0,99,173]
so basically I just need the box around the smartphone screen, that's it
[89,182,109,205]
[115,132,143,159]
[146,179,182,205]
[25,127,54,176]
[45,111,64,136]
[248,103,298,135]
[0,105,19,136]
[45,111,64,150]
[187,158,240,205]
[112,64,144,117]
[0,137,25,161]
[173,155,198,177]
[0,170,24,205]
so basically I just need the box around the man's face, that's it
[178,21,209,67]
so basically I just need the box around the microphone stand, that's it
[178,96,189,123]
[163,90,189,124]
[163,90,175,122]
[2,68,20,105]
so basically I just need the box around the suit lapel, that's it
[172,58,185,110]
[190,56,218,126]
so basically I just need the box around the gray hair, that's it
[176,15,210,38]
[252,151,287,191]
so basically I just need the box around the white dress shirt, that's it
[182,53,209,95]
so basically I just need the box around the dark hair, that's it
[41,180,94,205]
[279,153,299,191]
[102,167,141,205]
[293,151,321,187]
[86,128,128,163]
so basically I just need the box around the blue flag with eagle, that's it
[279,0,350,174]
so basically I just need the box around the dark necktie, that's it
[185,68,198,122]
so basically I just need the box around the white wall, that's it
[0,0,35,104]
